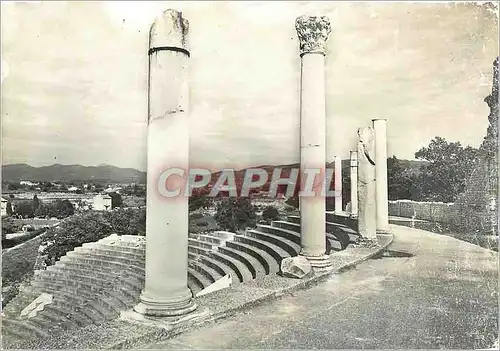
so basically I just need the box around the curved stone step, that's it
[66,251,143,267]
[188,252,199,261]
[326,236,342,251]
[187,267,213,290]
[47,265,143,293]
[235,235,291,265]
[2,318,49,339]
[189,233,225,246]
[2,290,41,317]
[325,231,348,247]
[217,246,263,279]
[208,251,254,283]
[84,242,145,255]
[198,255,240,285]
[59,256,145,275]
[326,221,359,243]
[33,275,133,316]
[286,215,300,224]
[257,224,301,244]
[325,212,357,229]
[188,245,212,256]
[31,280,124,321]
[38,270,139,299]
[49,265,144,288]
[188,260,223,283]
[188,238,214,250]
[270,220,301,234]
[226,239,276,275]
[246,229,300,256]
[210,231,236,240]
[187,275,203,295]
[32,304,83,331]
[75,246,145,261]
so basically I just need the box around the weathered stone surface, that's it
[280,256,312,279]
[295,16,331,56]
[357,127,377,240]
[454,57,498,236]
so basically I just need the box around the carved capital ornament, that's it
[295,15,331,56]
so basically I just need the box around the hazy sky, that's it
[1,1,498,171]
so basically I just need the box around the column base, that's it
[302,254,333,272]
[134,292,197,317]
[121,306,209,331]
[376,228,391,235]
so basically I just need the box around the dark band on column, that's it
[148,46,190,57]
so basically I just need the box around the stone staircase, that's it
[1,215,358,347]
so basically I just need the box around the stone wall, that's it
[2,231,47,286]
[389,200,458,223]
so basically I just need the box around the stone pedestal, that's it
[350,151,358,217]
[372,119,390,233]
[295,15,332,270]
[134,9,196,317]
[334,156,342,213]
[357,127,377,240]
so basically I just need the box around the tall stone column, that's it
[296,15,332,270]
[372,119,390,233]
[334,156,342,213]
[357,127,377,240]
[350,151,358,217]
[134,9,197,317]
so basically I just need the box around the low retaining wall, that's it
[389,200,496,235]
[2,231,48,286]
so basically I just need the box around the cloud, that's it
[1,2,498,170]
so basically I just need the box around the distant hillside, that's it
[2,164,146,183]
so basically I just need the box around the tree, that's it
[32,195,41,215]
[109,192,122,209]
[214,198,257,232]
[42,211,113,264]
[189,187,212,211]
[6,201,13,216]
[285,196,299,209]
[57,200,75,218]
[41,208,146,265]
[103,208,146,236]
[262,206,280,222]
[15,200,34,218]
[414,137,479,202]
[387,156,418,200]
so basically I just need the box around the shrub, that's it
[214,198,256,232]
[103,208,146,236]
[195,220,209,227]
[41,208,146,265]
[190,213,204,220]
[262,206,280,222]
[285,196,299,208]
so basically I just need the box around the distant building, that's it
[20,180,37,186]
[104,187,122,194]
[1,197,8,216]
[67,186,80,192]
[93,194,112,211]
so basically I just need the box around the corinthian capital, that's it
[295,15,331,56]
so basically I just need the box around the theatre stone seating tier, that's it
[2,218,358,347]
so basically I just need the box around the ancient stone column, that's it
[350,151,358,217]
[134,9,197,317]
[357,127,377,240]
[372,119,390,233]
[296,15,332,270]
[334,156,342,213]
